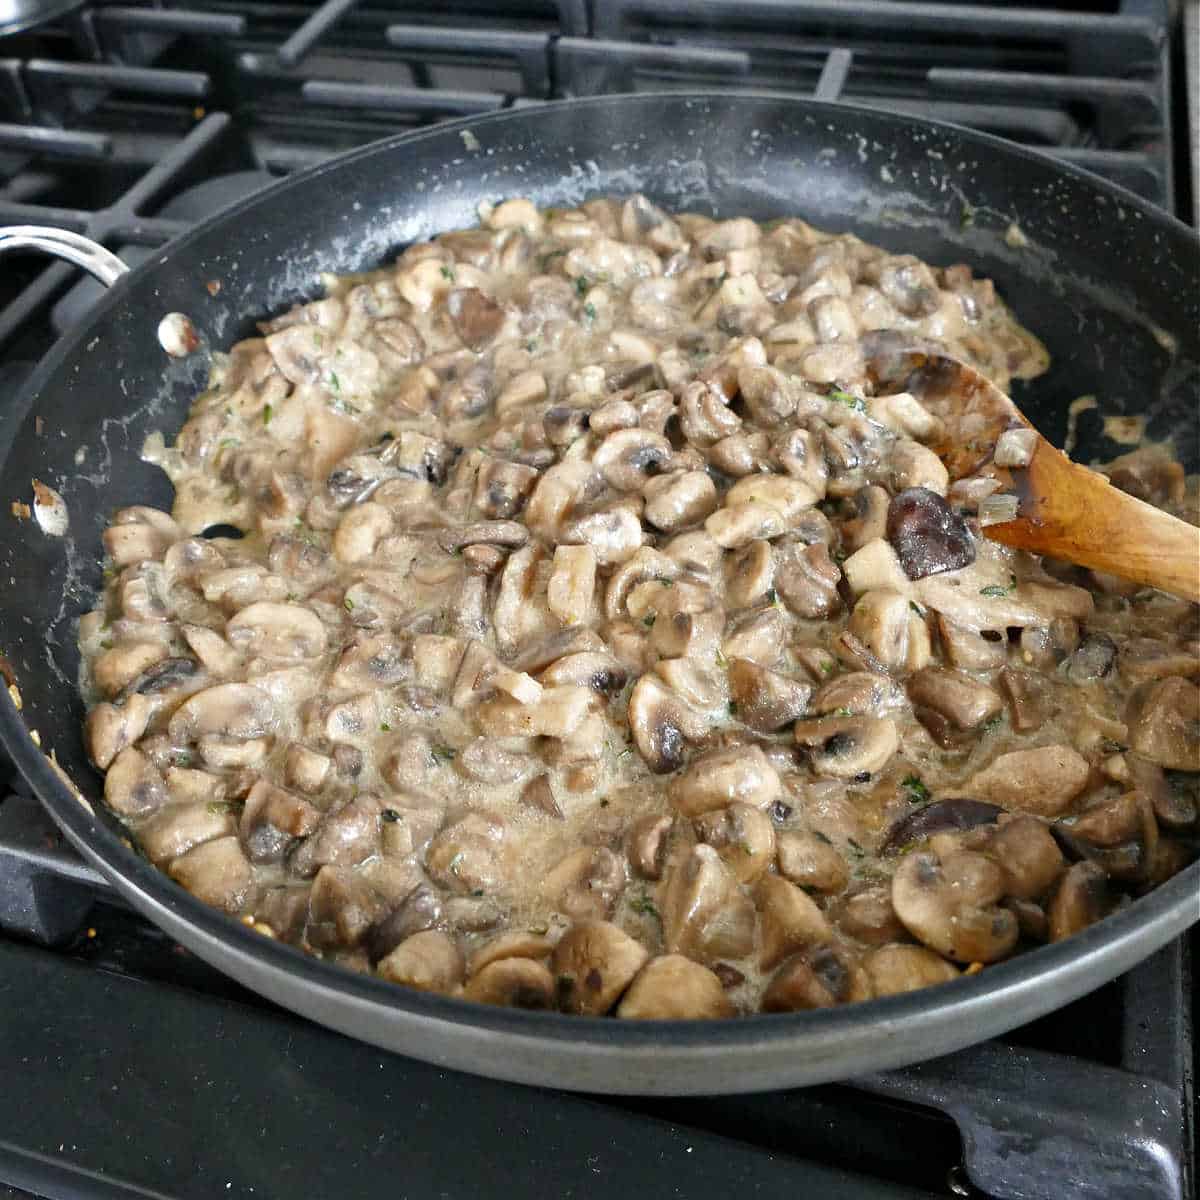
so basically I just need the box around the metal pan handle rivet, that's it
[0,225,130,289]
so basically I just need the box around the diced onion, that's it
[994,427,1038,468]
[979,493,1020,527]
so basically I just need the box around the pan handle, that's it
[0,225,130,288]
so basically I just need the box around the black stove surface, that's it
[0,1,1196,1197]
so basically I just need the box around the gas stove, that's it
[0,3,1195,1198]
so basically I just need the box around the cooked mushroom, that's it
[880,798,1004,854]
[776,830,850,894]
[721,606,788,666]
[775,540,842,619]
[102,745,168,818]
[728,658,812,732]
[86,694,154,770]
[891,848,1019,963]
[864,944,959,997]
[289,793,383,877]
[1126,677,1200,770]
[376,929,465,993]
[168,683,276,744]
[552,920,649,1016]
[757,874,833,969]
[847,590,912,674]
[366,884,444,962]
[541,846,627,920]
[886,487,975,580]
[987,815,1065,899]
[761,945,871,1011]
[1047,861,1112,941]
[227,602,328,659]
[628,674,709,774]
[793,715,899,780]
[457,738,533,786]
[447,287,505,351]
[667,744,782,817]
[963,744,1090,816]
[1064,632,1117,684]
[1127,754,1197,830]
[240,778,322,863]
[659,844,757,962]
[463,958,556,1009]
[627,812,673,880]
[998,667,1052,733]
[139,801,236,866]
[168,836,253,913]
[725,540,775,609]
[424,811,508,895]
[616,955,735,1019]
[906,668,1003,731]
[695,802,776,883]
[809,671,905,718]
[832,885,908,946]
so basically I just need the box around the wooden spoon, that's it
[861,331,1200,602]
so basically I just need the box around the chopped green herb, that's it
[583,302,597,322]
[909,601,924,617]
[901,774,931,805]
[981,714,1004,733]
[471,888,484,897]
[832,706,854,718]
[658,578,674,589]
[343,596,355,612]
[575,276,590,296]
[980,573,1018,599]
[1100,737,1127,755]
[206,800,237,816]
[960,202,977,229]
[765,587,778,605]
[524,338,540,353]
[537,248,567,271]
[738,841,755,855]
[642,612,656,628]
[431,744,457,763]
[328,371,341,394]
[828,388,866,412]
[714,648,728,669]
[440,264,456,281]
[821,659,836,675]
[262,404,273,426]
[728,700,739,716]
[286,592,297,602]
[382,808,401,823]
[219,437,240,449]
[832,548,848,563]
[846,838,866,860]
[630,893,660,920]
[380,722,391,732]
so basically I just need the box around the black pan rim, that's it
[1,91,1197,1059]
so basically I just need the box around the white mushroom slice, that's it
[757,874,834,970]
[604,548,681,621]
[725,540,775,609]
[85,694,154,770]
[547,544,597,625]
[524,460,596,543]
[474,685,594,738]
[793,715,900,779]
[593,428,673,492]
[842,539,911,596]
[226,602,328,659]
[907,667,1003,731]
[463,958,556,1009]
[467,930,554,976]
[772,427,828,498]
[865,391,943,441]
[659,844,757,963]
[667,744,781,817]
[539,652,626,694]
[847,590,911,674]
[412,635,467,695]
[485,198,543,232]
[705,501,788,549]
[776,831,850,894]
[92,642,169,698]
[627,674,710,774]
[323,693,377,742]
[102,745,167,817]
[617,956,735,1019]
[728,658,812,732]
[642,471,718,533]
[721,607,787,666]
[495,370,547,416]
[283,743,332,794]
[330,634,409,690]
[892,849,1019,964]
[168,836,253,913]
[332,502,394,564]
[181,624,242,676]
[810,671,905,718]
[424,811,507,895]
[553,920,649,1016]
[761,946,873,1011]
[377,930,464,993]
[1127,677,1200,771]
[102,522,175,569]
[168,683,276,744]
[139,801,236,865]
[492,543,544,656]
[864,945,960,997]
[889,439,949,496]
[695,803,776,883]
[457,738,533,786]
[653,658,725,711]
[725,475,819,522]
[197,736,271,771]
[560,503,645,565]
[541,846,627,920]
[962,744,1090,816]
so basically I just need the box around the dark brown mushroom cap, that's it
[886,487,975,580]
[881,798,1005,854]
[447,287,504,351]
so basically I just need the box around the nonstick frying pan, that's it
[0,94,1197,1095]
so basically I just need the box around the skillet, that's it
[0,93,1196,1094]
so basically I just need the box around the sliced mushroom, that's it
[424,811,507,895]
[628,674,709,774]
[761,945,871,1011]
[988,815,1065,899]
[366,884,444,962]
[891,848,1019,963]
[168,683,276,744]
[775,540,842,619]
[832,885,908,946]
[102,745,168,818]
[474,686,593,739]
[810,671,905,718]
[456,738,533,786]
[998,667,1052,733]
[963,744,1090,816]
[168,836,253,913]
[881,798,1004,854]
[776,830,850,894]
[659,844,757,963]
[289,793,384,876]
[887,487,975,580]
[437,520,529,554]
[667,744,781,817]
[226,602,327,659]
[593,428,673,492]
[1047,861,1112,942]
[906,668,1003,731]
[463,957,556,1009]
[240,778,322,864]
[757,874,833,970]
[520,774,563,819]
[86,694,154,770]
[793,715,899,780]
[1128,754,1197,830]
[721,606,788,666]
[695,803,776,883]
[447,287,504,351]
[627,812,673,880]
[539,651,626,694]
[616,956,735,1019]
[547,544,597,626]
[541,846,627,920]
[1127,677,1200,770]
[139,801,236,866]
[864,944,959,997]
[552,920,649,1016]
[728,658,812,732]
[376,929,465,993]
[642,471,718,533]
[847,590,911,674]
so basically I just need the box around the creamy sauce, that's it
[77,197,1198,1019]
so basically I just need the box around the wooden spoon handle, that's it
[986,438,1200,602]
